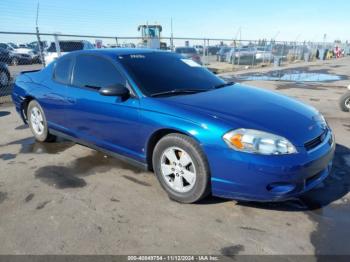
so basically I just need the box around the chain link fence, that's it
[1,31,349,103]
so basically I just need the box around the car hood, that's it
[13,48,32,54]
[161,84,324,146]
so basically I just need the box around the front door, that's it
[63,54,143,161]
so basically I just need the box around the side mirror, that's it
[99,84,130,98]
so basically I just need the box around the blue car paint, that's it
[12,49,335,201]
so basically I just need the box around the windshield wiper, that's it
[150,89,208,97]
[213,81,235,89]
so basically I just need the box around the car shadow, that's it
[197,196,231,205]
[235,143,350,212]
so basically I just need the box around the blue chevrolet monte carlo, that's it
[12,49,335,203]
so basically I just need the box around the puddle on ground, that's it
[5,137,147,189]
[237,72,342,82]
[35,151,144,189]
[220,245,245,256]
[236,143,350,254]
[24,193,34,202]
[0,191,7,204]
[222,67,348,85]
[0,153,16,160]
[0,111,11,117]
[6,137,75,154]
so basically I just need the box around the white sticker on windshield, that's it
[181,59,201,67]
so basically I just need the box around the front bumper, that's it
[207,130,335,202]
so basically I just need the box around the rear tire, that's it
[27,100,56,142]
[339,91,350,112]
[152,133,211,203]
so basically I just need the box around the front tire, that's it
[27,100,56,142]
[339,91,350,112]
[152,133,210,203]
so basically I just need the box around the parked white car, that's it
[227,46,256,63]
[255,47,274,61]
[0,43,36,65]
[44,40,94,65]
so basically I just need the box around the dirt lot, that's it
[0,57,349,255]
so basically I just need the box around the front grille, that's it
[304,129,328,151]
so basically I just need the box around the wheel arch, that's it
[21,95,35,122]
[146,128,202,171]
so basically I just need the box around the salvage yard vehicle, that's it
[0,62,10,87]
[44,40,94,65]
[216,46,232,62]
[0,47,11,63]
[227,46,257,64]
[339,85,350,112]
[175,47,202,65]
[0,43,36,65]
[255,47,274,61]
[12,49,335,203]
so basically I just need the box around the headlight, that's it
[223,128,297,155]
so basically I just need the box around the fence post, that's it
[207,39,210,66]
[251,41,256,67]
[54,34,61,57]
[237,40,241,67]
[202,39,206,66]
[36,27,45,67]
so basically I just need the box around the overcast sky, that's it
[0,0,348,43]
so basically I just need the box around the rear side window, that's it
[53,57,73,85]
[72,55,124,89]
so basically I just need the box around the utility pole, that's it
[237,27,242,66]
[35,1,45,67]
[170,17,174,51]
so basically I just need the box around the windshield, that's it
[7,43,18,49]
[118,52,225,96]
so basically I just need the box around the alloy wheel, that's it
[30,106,45,136]
[160,146,197,193]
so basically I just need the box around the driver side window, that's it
[72,54,125,90]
